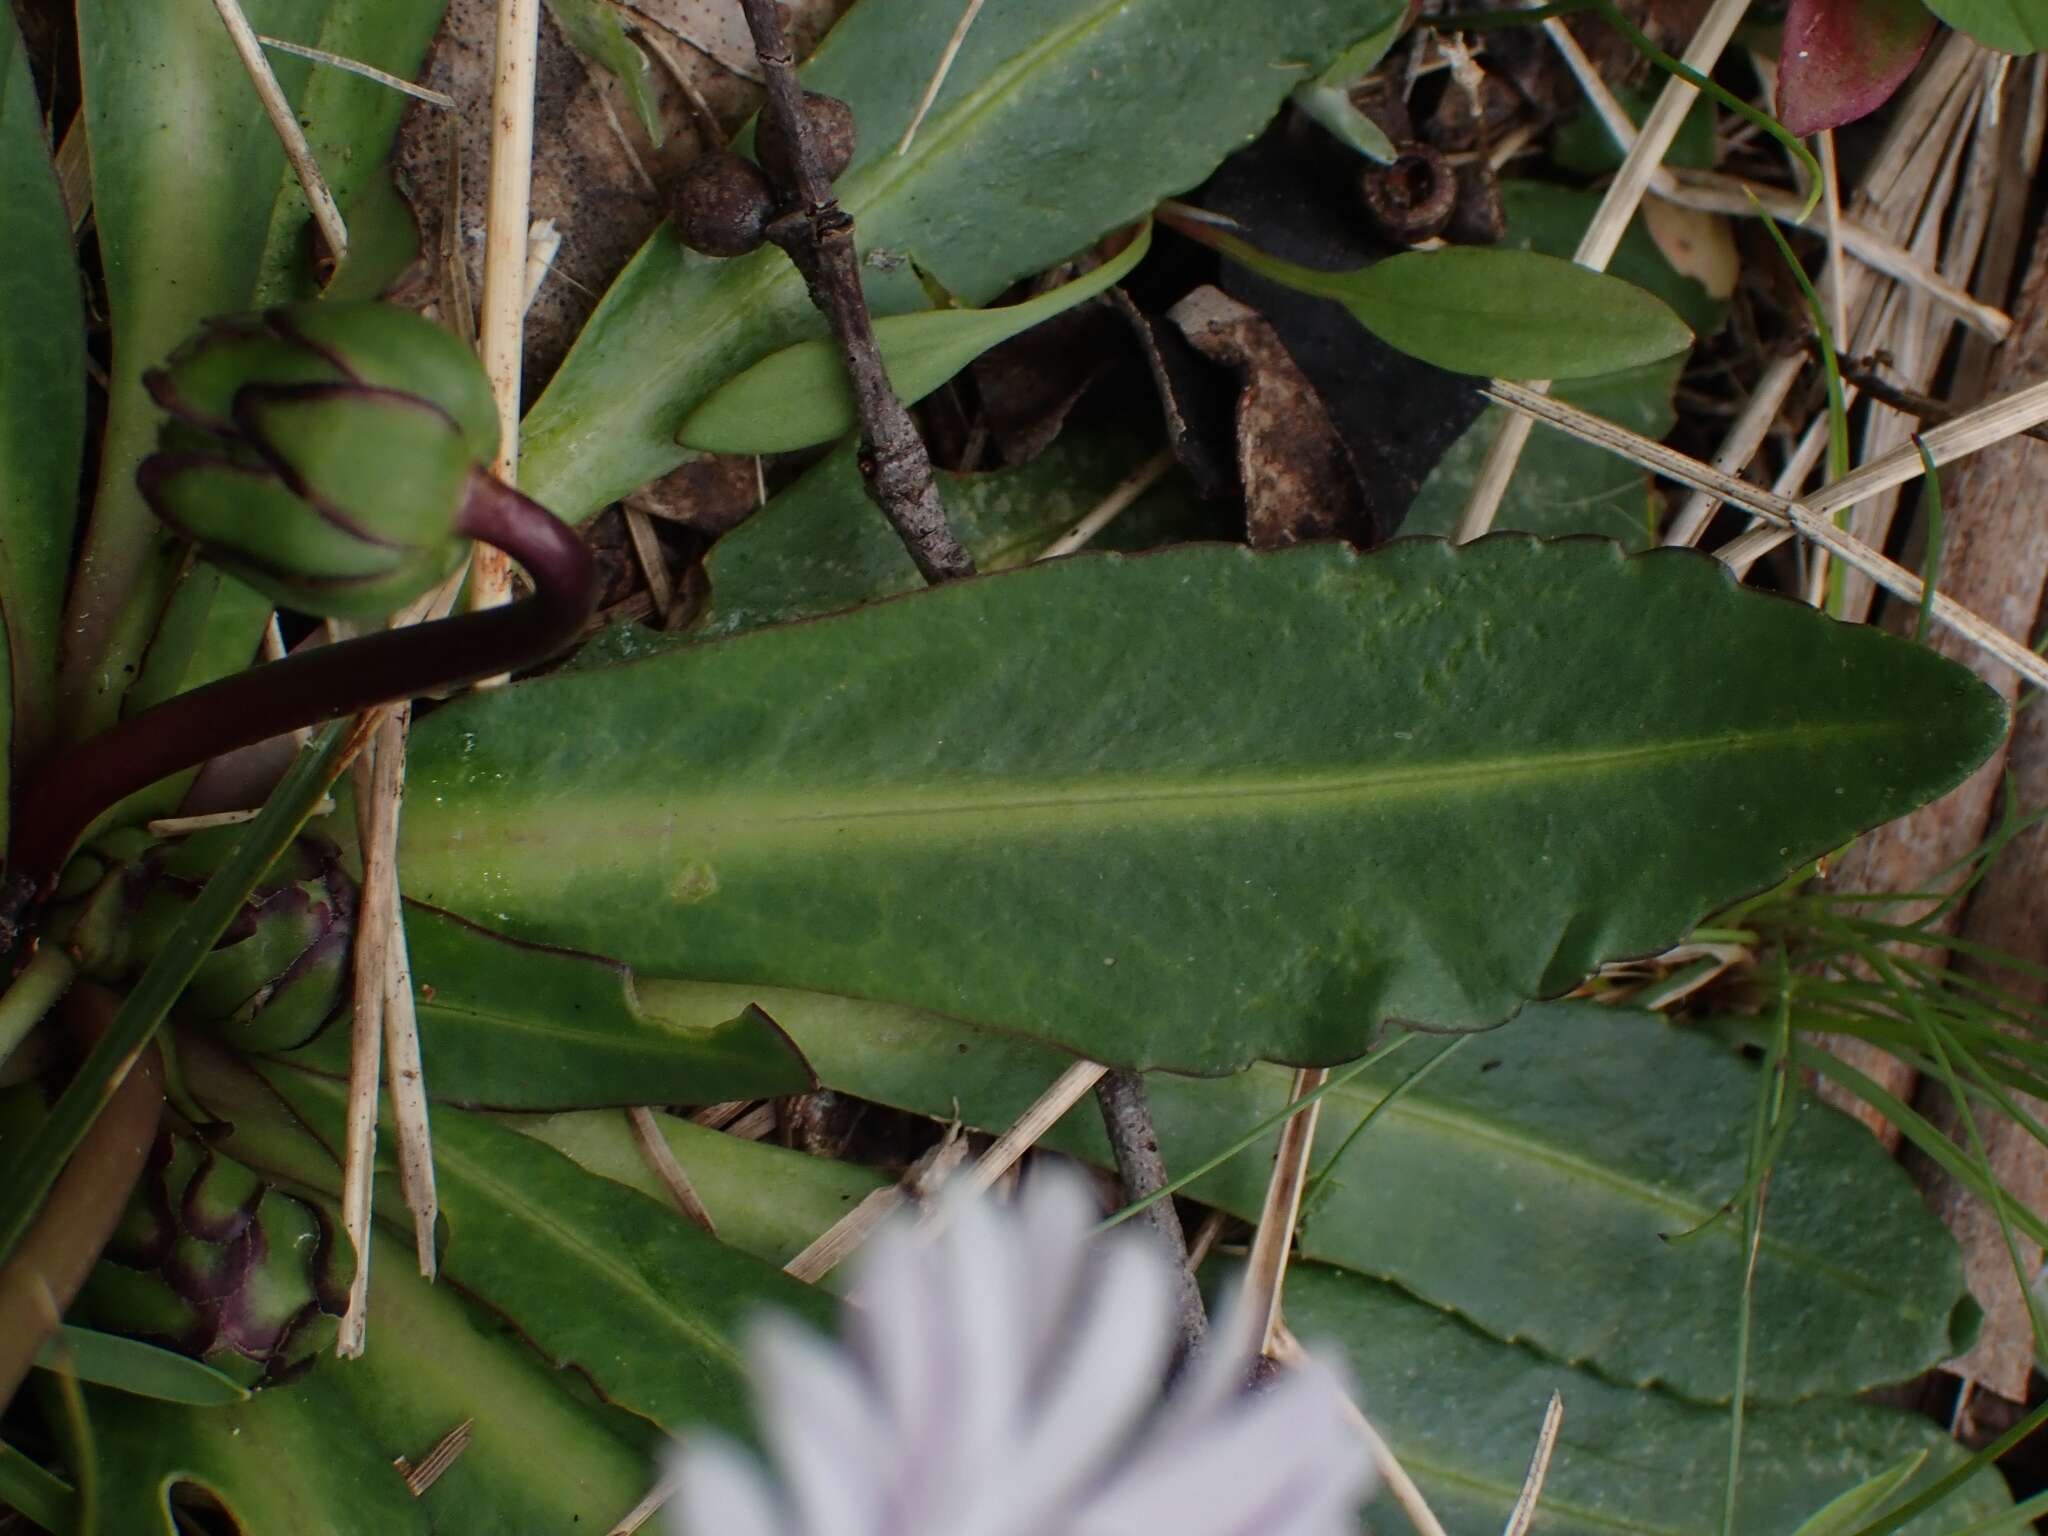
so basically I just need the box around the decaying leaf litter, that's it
[9,0,2048,1531]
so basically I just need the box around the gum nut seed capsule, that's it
[675,153,775,258]
[755,90,857,188]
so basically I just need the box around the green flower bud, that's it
[139,303,501,621]
[59,832,355,1054]
[81,1133,353,1386]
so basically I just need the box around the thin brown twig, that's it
[736,0,974,585]
[1096,1068,1208,1355]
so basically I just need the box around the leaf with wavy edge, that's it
[389,538,2002,1073]
[626,985,1972,1402]
[267,901,814,1110]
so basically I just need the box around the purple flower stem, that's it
[8,474,594,905]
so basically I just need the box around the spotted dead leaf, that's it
[1167,285,1372,551]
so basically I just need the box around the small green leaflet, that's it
[35,1325,249,1407]
[1923,0,2047,54]
[1165,210,1693,380]
[1291,9,1409,162]
[680,222,1152,453]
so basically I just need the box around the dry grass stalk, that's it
[377,765,440,1283]
[606,1468,685,1536]
[1663,40,1990,549]
[1271,1322,1451,1536]
[1226,1066,1329,1362]
[1657,170,2008,342]
[53,112,89,231]
[256,34,457,107]
[337,712,399,1355]
[723,1101,780,1141]
[1038,450,1175,560]
[209,0,348,264]
[146,800,334,838]
[1482,379,2048,693]
[627,1106,717,1235]
[784,1126,967,1283]
[1452,0,1753,543]
[395,1417,474,1496]
[950,1058,1108,1202]
[470,0,545,614]
[895,0,988,155]
[1501,1392,1565,1536]
[622,505,677,621]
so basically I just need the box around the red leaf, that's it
[1778,0,1939,137]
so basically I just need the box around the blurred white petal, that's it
[667,1164,1373,1536]
[673,1434,787,1536]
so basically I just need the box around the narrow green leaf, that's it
[392,539,2003,1074]
[268,900,814,1109]
[1794,1452,1930,1535]
[1404,181,1715,546]
[680,222,1150,453]
[1923,0,2047,54]
[518,0,1410,520]
[1291,9,1410,162]
[0,1439,73,1534]
[1284,1262,2014,1536]
[0,722,356,1267]
[0,16,85,790]
[255,1066,833,1431]
[544,0,664,144]
[34,1327,248,1408]
[1177,217,1694,380]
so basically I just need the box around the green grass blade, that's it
[34,1326,249,1408]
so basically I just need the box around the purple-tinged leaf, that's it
[1778,0,1940,137]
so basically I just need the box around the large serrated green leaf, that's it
[627,985,1970,1401]
[1285,1262,2015,1535]
[252,1066,831,1432]
[0,18,85,795]
[86,1236,648,1535]
[266,901,814,1109]
[390,539,2003,1073]
[518,0,1409,520]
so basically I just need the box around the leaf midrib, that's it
[1318,1078,1903,1308]
[442,1140,745,1372]
[430,722,1905,853]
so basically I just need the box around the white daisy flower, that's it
[669,1166,1374,1536]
